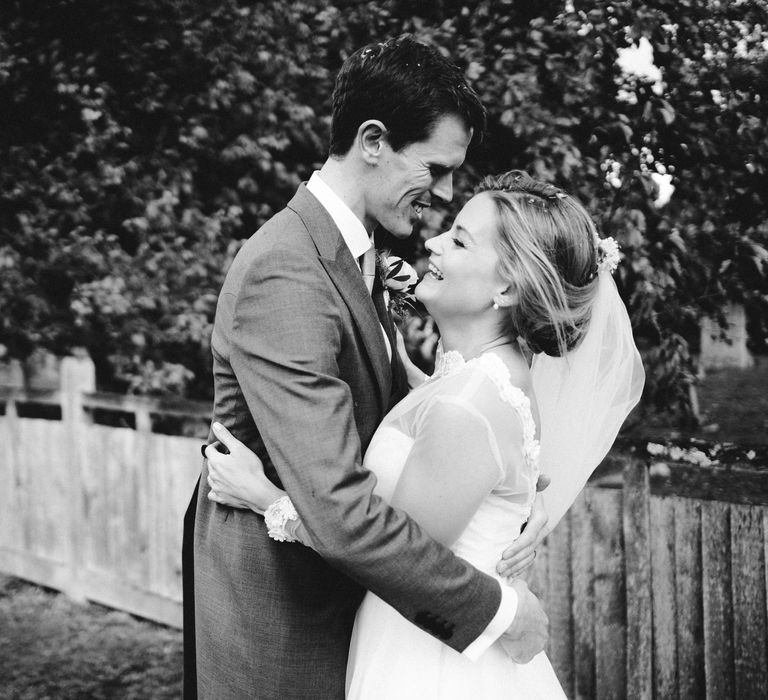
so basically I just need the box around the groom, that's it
[184,35,548,699]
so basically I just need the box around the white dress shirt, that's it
[307,172,371,260]
[306,172,391,359]
[305,171,518,659]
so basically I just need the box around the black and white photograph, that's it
[1,1,766,698]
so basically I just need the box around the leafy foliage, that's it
[1,0,766,416]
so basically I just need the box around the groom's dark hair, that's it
[329,34,486,156]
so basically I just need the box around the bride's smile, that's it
[415,193,514,360]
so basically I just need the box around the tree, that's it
[2,0,766,418]
[393,0,768,420]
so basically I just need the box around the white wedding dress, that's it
[345,350,567,699]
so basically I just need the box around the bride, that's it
[204,170,644,698]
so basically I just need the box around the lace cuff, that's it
[264,495,299,543]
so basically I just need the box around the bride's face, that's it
[415,192,508,320]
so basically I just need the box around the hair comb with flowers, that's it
[595,237,621,274]
[493,172,622,274]
[477,171,622,278]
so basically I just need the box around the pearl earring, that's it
[492,301,499,310]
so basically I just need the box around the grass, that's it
[623,355,768,454]
[0,575,182,699]
[695,355,768,446]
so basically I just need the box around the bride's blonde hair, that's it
[475,171,600,357]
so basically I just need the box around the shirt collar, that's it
[306,172,372,261]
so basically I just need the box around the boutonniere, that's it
[376,251,418,318]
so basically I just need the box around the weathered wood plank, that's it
[83,390,211,418]
[592,487,626,700]
[0,547,75,596]
[0,400,20,553]
[571,489,596,700]
[650,496,678,700]
[731,505,768,700]
[0,387,60,404]
[765,508,768,685]
[19,419,68,562]
[81,425,112,570]
[153,433,182,598]
[132,407,152,590]
[674,498,705,700]
[104,426,132,574]
[15,420,36,556]
[77,565,183,629]
[152,435,200,599]
[545,511,574,694]
[647,462,768,506]
[622,459,652,700]
[147,432,166,597]
[701,500,734,700]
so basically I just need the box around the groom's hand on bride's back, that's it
[498,580,548,663]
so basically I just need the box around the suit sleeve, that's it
[229,246,508,652]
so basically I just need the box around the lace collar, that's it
[431,342,507,380]
[431,344,468,379]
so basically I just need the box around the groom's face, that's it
[368,113,472,239]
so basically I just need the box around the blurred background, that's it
[1,1,767,698]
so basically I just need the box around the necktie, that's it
[359,247,394,362]
[368,257,408,403]
[360,247,376,294]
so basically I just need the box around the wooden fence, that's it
[530,457,768,700]
[0,356,204,628]
[1,355,767,698]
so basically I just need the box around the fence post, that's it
[731,505,768,698]
[571,489,596,700]
[60,352,96,601]
[0,387,21,554]
[623,456,653,699]
[135,403,152,588]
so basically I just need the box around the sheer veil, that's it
[531,270,645,531]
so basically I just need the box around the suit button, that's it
[413,611,455,640]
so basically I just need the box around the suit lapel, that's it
[288,186,392,415]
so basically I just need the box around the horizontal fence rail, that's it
[1,355,767,698]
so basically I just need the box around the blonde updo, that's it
[475,170,600,357]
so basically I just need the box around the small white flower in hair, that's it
[597,237,621,274]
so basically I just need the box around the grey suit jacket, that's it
[186,185,503,699]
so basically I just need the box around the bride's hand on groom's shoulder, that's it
[205,422,283,515]
[497,477,550,582]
